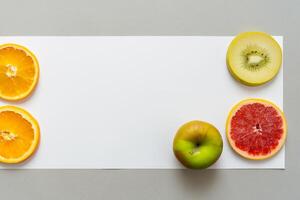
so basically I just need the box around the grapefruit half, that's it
[226,98,287,160]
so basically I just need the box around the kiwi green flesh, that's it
[227,47,271,86]
[241,45,270,72]
[227,59,270,86]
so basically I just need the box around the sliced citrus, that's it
[0,43,39,101]
[226,98,287,160]
[0,105,40,163]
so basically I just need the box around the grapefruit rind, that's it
[226,32,282,86]
[226,98,287,160]
[0,105,40,164]
[0,43,40,101]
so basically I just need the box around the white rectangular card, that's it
[0,36,284,169]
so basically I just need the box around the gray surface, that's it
[0,0,299,199]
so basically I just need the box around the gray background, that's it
[0,0,299,199]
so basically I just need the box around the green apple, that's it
[173,120,223,169]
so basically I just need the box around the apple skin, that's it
[173,121,223,169]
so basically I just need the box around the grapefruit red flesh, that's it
[226,98,287,160]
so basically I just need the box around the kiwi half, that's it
[226,32,282,86]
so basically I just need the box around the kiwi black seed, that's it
[241,45,270,72]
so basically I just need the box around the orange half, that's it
[0,43,39,101]
[0,105,40,163]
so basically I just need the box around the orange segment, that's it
[0,43,39,101]
[0,105,40,163]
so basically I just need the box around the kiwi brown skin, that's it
[226,32,283,87]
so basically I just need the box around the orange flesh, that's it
[0,45,38,100]
[0,111,34,159]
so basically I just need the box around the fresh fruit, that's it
[226,32,282,86]
[226,98,287,160]
[0,105,40,163]
[0,43,39,101]
[173,121,223,169]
